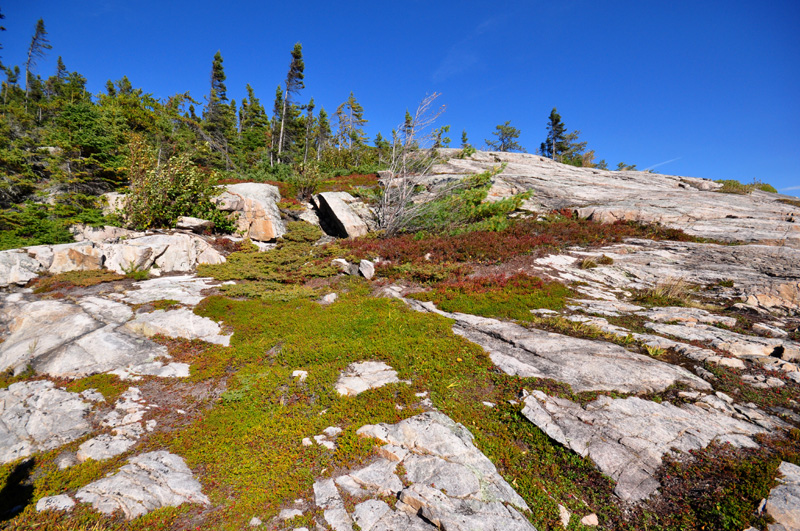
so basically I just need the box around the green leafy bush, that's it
[122,134,234,232]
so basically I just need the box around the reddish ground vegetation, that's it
[343,217,700,267]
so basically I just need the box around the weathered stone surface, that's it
[33,324,169,378]
[308,412,535,531]
[0,381,92,464]
[105,233,225,273]
[77,387,151,462]
[335,361,402,396]
[645,321,800,362]
[638,306,738,327]
[430,150,799,247]
[121,275,219,306]
[102,192,126,216]
[408,302,710,394]
[75,450,209,519]
[77,296,134,325]
[359,259,375,280]
[70,224,143,243]
[124,308,232,346]
[176,216,214,233]
[522,390,770,501]
[214,183,285,241]
[48,242,104,274]
[316,191,371,239]
[0,249,42,287]
[765,461,800,531]
[0,299,101,375]
[36,494,75,512]
[531,240,800,316]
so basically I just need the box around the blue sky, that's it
[2,0,799,193]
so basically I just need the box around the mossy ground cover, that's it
[2,219,791,530]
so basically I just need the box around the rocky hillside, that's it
[0,151,798,531]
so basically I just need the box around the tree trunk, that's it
[277,88,288,161]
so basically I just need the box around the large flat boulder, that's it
[0,249,42,287]
[102,233,225,274]
[213,183,285,241]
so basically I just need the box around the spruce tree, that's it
[303,97,314,164]
[540,108,566,160]
[461,129,469,148]
[277,42,304,161]
[25,19,52,110]
[315,107,331,160]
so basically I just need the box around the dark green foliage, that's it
[485,121,524,152]
[0,199,106,250]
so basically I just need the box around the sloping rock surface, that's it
[406,299,710,394]
[432,150,800,247]
[315,191,372,239]
[521,390,773,502]
[765,461,800,530]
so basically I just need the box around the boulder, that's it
[102,233,225,274]
[0,249,42,287]
[70,224,143,243]
[48,242,104,274]
[176,216,214,233]
[315,191,371,239]
[213,183,285,241]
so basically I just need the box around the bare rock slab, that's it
[0,381,92,464]
[335,361,402,396]
[75,450,209,519]
[765,461,800,531]
[522,390,770,502]
[444,310,710,394]
[124,308,232,346]
[121,275,221,306]
[309,412,536,530]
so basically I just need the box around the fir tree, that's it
[461,129,469,148]
[540,108,567,160]
[315,107,331,160]
[277,42,305,161]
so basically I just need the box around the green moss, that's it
[64,373,128,403]
[30,270,125,293]
[198,221,337,284]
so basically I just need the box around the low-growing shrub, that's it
[29,270,125,293]
[410,273,572,319]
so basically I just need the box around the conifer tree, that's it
[277,42,304,161]
[540,107,566,160]
[461,129,469,148]
[303,97,314,164]
[334,92,367,149]
[25,19,51,109]
[315,107,331,160]
[270,85,283,166]
[485,121,524,152]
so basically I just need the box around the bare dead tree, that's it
[377,93,448,235]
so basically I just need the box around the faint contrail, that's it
[643,157,682,171]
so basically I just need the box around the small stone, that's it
[320,293,338,304]
[482,401,496,408]
[359,260,375,280]
[558,504,571,527]
[249,516,262,527]
[335,360,402,396]
[293,370,309,382]
[323,426,343,437]
[36,494,75,512]
[331,258,351,273]
[581,513,599,526]
[279,508,303,520]
[302,438,313,446]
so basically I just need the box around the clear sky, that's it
[2,0,799,193]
